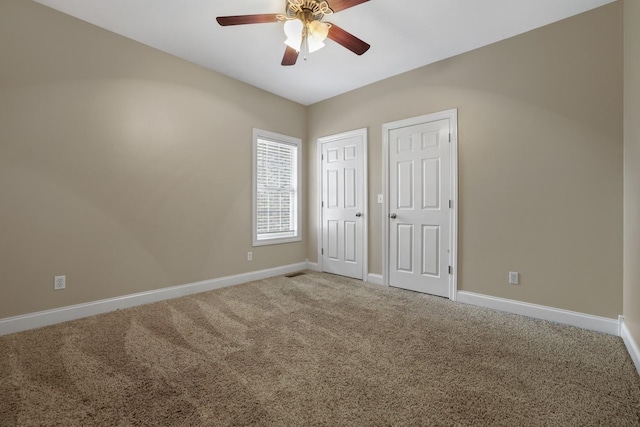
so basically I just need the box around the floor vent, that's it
[285,272,306,278]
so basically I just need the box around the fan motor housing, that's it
[286,0,333,20]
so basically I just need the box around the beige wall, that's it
[0,0,628,322]
[624,0,640,344]
[308,3,624,318]
[0,0,307,318]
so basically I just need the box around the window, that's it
[253,129,301,246]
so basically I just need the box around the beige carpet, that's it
[1,271,639,426]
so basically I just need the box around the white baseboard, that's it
[0,262,308,337]
[366,273,384,286]
[306,261,321,272]
[621,319,640,375]
[456,291,619,335]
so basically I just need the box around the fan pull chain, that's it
[303,35,308,61]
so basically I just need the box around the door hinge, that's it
[322,201,324,207]
[321,154,324,161]
[448,265,453,275]
[449,200,453,209]
[321,248,324,255]
[449,133,451,143]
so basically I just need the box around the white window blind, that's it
[253,130,301,245]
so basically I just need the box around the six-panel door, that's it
[388,118,451,297]
[322,134,365,279]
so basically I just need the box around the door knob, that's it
[389,213,397,219]
[355,212,362,217]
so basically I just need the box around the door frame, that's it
[316,128,368,279]
[382,109,458,300]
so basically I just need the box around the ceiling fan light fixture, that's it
[284,38,302,52]
[284,18,303,38]
[283,18,304,51]
[285,37,302,51]
[307,37,325,53]
[308,20,330,42]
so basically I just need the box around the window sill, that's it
[252,235,302,247]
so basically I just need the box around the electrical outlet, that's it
[508,272,519,285]
[247,252,252,261]
[54,275,66,290]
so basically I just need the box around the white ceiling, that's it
[33,0,616,106]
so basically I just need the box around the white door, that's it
[320,129,367,280]
[386,112,456,297]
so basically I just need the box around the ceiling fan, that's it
[216,0,371,66]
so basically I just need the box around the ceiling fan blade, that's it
[281,46,299,66]
[328,0,369,13]
[327,24,370,55]
[216,14,280,26]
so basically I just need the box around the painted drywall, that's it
[308,3,624,318]
[624,0,640,345]
[0,0,307,319]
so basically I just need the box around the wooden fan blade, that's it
[216,14,280,26]
[328,0,369,13]
[281,46,299,66]
[327,24,370,55]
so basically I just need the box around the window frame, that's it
[252,128,302,247]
